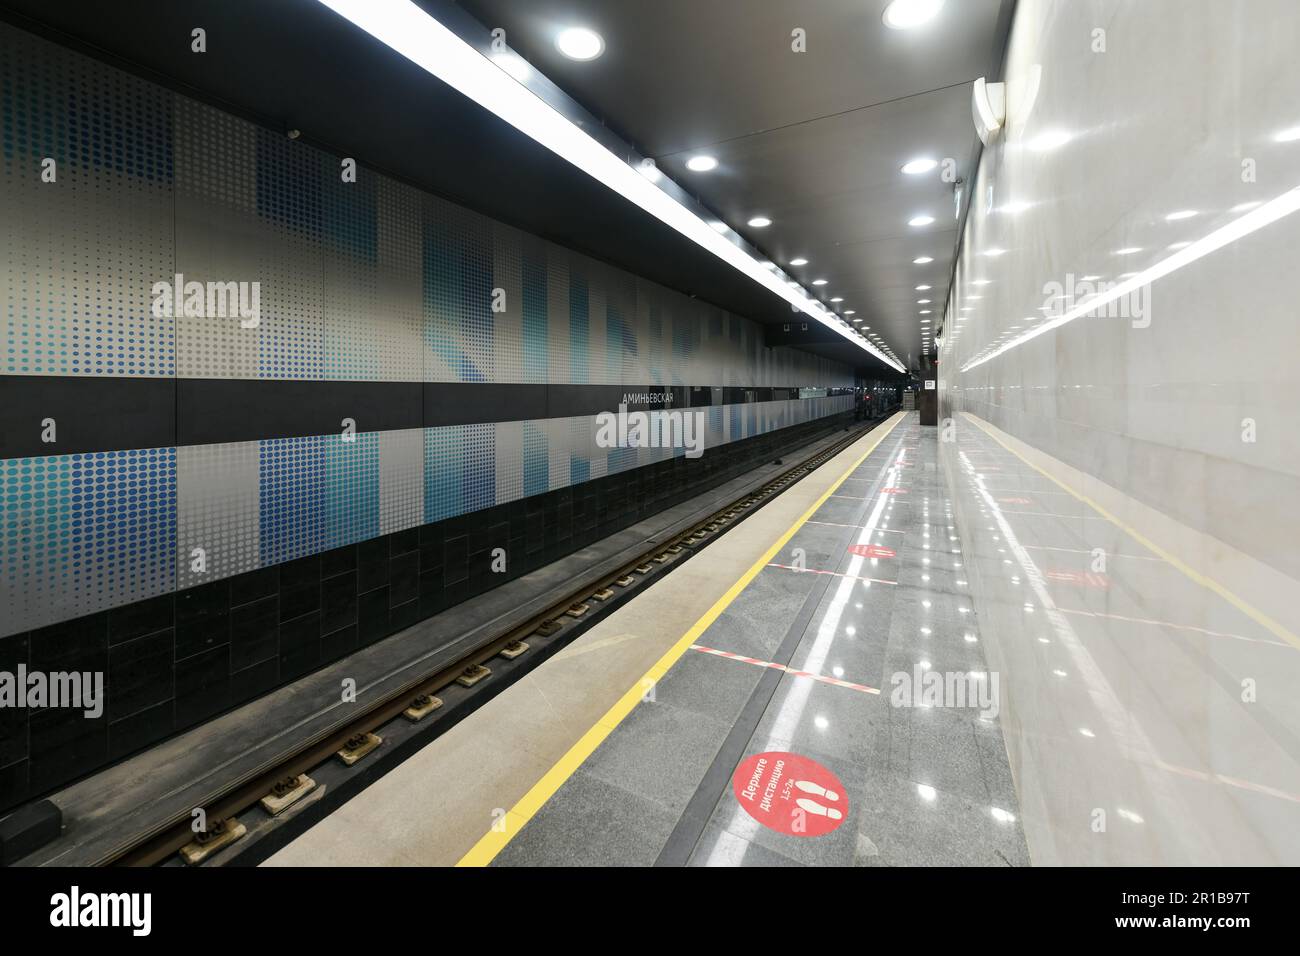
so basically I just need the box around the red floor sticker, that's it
[732,751,849,837]
[881,487,907,494]
[848,543,896,559]
[1045,569,1110,589]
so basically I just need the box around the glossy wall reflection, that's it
[938,0,1300,864]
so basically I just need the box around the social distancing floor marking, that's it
[732,751,849,837]
[456,412,906,866]
[689,643,881,695]
[806,519,905,535]
[765,562,897,586]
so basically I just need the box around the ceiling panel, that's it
[2,0,1010,373]
[459,0,1012,365]
[0,0,864,363]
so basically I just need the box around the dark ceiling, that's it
[458,0,1013,367]
[0,0,1011,376]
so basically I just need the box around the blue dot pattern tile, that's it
[0,449,175,624]
[0,23,854,635]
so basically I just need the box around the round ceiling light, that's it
[908,215,935,227]
[901,157,938,175]
[883,0,945,30]
[913,256,934,264]
[747,216,772,228]
[686,155,718,172]
[556,27,605,60]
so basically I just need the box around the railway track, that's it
[107,411,895,866]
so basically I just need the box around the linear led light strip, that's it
[960,183,1300,372]
[318,0,904,373]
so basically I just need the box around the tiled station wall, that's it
[0,24,854,807]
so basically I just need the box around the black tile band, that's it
[0,408,864,815]
[0,376,854,457]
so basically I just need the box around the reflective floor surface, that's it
[493,413,1029,866]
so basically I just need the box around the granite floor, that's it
[494,413,1030,866]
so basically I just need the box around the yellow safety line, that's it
[964,414,1300,651]
[456,412,907,866]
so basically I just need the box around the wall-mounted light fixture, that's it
[972,77,1006,146]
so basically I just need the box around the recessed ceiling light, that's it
[917,299,931,304]
[747,216,772,228]
[901,157,938,175]
[913,256,933,264]
[1115,247,1142,255]
[908,215,936,227]
[708,220,728,233]
[915,284,931,291]
[830,296,843,302]
[972,279,991,286]
[1027,129,1071,152]
[788,257,808,266]
[1165,209,1197,221]
[919,310,931,314]
[984,247,1006,257]
[883,0,945,30]
[319,3,903,373]
[811,278,829,286]
[1273,125,1300,143]
[686,155,718,172]
[555,27,604,60]
[845,310,856,315]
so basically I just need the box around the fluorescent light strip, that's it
[961,185,1300,372]
[317,0,903,372]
